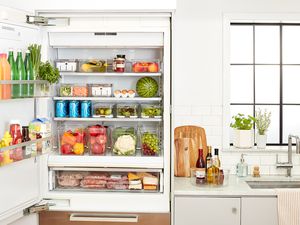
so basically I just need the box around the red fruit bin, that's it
[131,60,160,73]
[87,125,108,155]
[59,125,86,155]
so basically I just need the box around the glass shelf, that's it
[60,72,162,77]
[0,136,53,167]
[53,117,162,122]
[53,96,162,102]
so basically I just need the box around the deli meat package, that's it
[80,172,109,189]
[57,171,85,187]
[106,174,129,190]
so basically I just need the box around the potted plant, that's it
[37,61,60,95]
[230,113,255,149]
[255,109,271,149]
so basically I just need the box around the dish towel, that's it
[277,189,300,225]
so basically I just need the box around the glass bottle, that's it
[214,148,221,168]
[8,49,20,98]
[16,50,26,97]
[196,148,206,184]
[196,148,206,168]
[24,50,34,97]
[206,146,213,184]
[213,148,220,184]
[22,126,31,158]
[0,53,11,99]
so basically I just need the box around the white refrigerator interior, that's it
[0,6,171,225]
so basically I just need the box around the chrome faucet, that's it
[276,134,300,177]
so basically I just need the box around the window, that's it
[230,23,300,145]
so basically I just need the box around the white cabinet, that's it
[241,197,278,225]
[174,197,240,225]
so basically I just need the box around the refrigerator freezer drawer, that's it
[39,211,170,225]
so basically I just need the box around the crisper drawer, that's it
[39,211,170,225]
[49,32,163,47]
[49,167,163,193]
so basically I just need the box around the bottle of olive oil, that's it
[206,146,213,184]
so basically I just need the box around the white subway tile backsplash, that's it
[244,155,261,165]
[269,166,287,175]
[292,166,300,175]
[211,106,223,115]
[191,105,211,115]
[260,155,277,165]
[206,135,222,147]
[201,115,222,126]
[173,105,191,115]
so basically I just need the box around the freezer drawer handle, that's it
[69,213,138,223]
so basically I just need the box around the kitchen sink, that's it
[246,180,300,189]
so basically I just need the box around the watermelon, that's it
[136,77,158,97]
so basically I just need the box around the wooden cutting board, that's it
[174,126,208,177]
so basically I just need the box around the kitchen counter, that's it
[174,175,300,197]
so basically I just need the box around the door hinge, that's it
[26,15,70,26]
[23,202,54,215]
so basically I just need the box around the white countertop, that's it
[174,175,300,197]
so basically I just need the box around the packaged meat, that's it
[57,171,84,187]
[107,174,128,182]
[80,184,106,189]
[84,172,109,180]
[106,183,129,190]
[80,179,107,186]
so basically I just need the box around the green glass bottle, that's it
[7,49,20,98]
[16,50,26,97]
[24,50,34,97]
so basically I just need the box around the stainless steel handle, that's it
[69,213,138,223]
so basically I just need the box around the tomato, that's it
[61,144,73,155]
[91,143,105,154]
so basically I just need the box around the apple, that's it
[148,62,159,73]
[61,144,73,155]
[96,134,107,144]
[90,136,96,145]
[74,132,84,143]
[132,62,148,73]
[91,143,104,154]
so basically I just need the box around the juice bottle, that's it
[8,49,20,98]
[0,53,11,99]
[24,50,34,97]
[16,50,26,97]
[9,120,22,145]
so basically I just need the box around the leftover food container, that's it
[93,103,113,118]
[88,84,112,97]
[79,59,107,73]
[141,104,162,118]
[132,60,160,73]
[59,126,86,155]
[73,85,88,97]
[87,125,108,155]
[55,59,78,72]
[112,127,136,156]
[116,104,138,118]
[141,128,160,156]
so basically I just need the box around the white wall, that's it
[0,0,176,13]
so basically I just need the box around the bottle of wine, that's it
[196,148,206,168]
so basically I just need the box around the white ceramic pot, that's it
[256,134,267,149]
[233,129,253,149]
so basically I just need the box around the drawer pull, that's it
[69,213,138,223]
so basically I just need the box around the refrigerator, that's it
[0,5,171,225]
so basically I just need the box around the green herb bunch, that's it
[230,113,255,130]
[37,61,61,84]
[255,109,271,135]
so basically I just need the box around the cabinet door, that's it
[241,197,278,225]
[174,197,240,225]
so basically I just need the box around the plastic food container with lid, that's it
[140,104,162,118]
[93,103,114,118]
[55,59,78,72]
[116,104,138,118]
[131,60,160,73]
[87,125,108,155]
[59,125,86,155]
[59,84,73,97]
[73,85,88,97]
[79,59,107,73]
[88,84,112,97]
[141,127,160,156]
[112,127,137,156]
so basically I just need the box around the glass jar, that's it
[113,55,126,73]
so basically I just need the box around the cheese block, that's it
[136,172,155,178]
[143,176,158,186]
[129,183,142,190]
[129,180,141,185]
[128,172,140,181]
[144,185,157,190]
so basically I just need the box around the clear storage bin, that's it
[112,127,137,156]
[73,85,88,97]
[131,60,160,73]
[141,128,160,156]
[140,104,162,118]
[190,168,230,187]
[59,84,73,97]
[92,103,113,118]
[79,59,107,73]
[87,125,108,155]
[58,125,86,155]
[55,59,78,72]
[116,104,138,118]
[88,84,112,97]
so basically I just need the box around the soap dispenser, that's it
[236,154,248,177]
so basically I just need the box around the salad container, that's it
[59,84,73,97]
[141,104,162,118]
[112,127,137,156]
[87,125,108,155]
[116,104,138,118]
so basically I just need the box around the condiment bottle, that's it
[206,146,214,184]
[9,120,22,145]
[22,126,31,157]
[113,55,126,72]
[36,132,42,153]
[196,148,206,184]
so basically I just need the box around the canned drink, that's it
[81,100,91,118]
[69,100,80,118]
[56,100,68,117]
